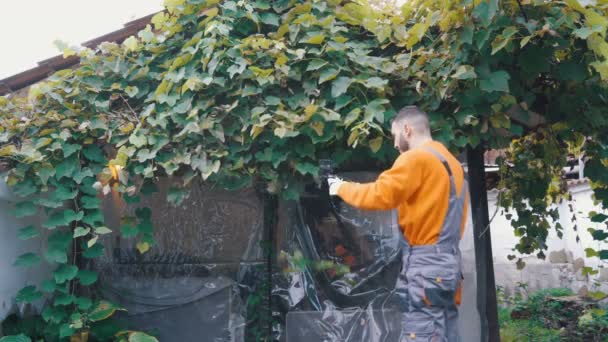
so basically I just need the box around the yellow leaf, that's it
[520,36,532,48]
[338,3,366,25]
[0,145,16,157]
[28,84,44,100]
[7,174,18,187]
[249,66,273,77]
[137,242,150,254]
[54,40,76,58]
[109,146,132,167]
[585,9,608,35]
[480,119,489,133]
[274,127,288,138]
[39,128,56,136]
[60,119,78,129]
[304,104,318,121]
[344,108,361,126]
[287,2,312,21]
[275,54,288,66]
[334,36,349,43]
[311,122,324,136]
[369,136,383,153]
[203,160,221,180]
[35,138,53,149]
[170,54,193,71]
[347,130,359,146]
[87,236,98,248]
[565,0,585,12]
[590,61,608,80]
[119,122,135,134]
[182,77,199,94]
[405,23,427,49]
[198,7,219,19]
[155,79,170,97]
[319,108,341,121]
[63,48,76,58]
[489,112,511,129]
[164,0,186,13]
[588,33,608,58]
[123,36,139,52]
[230,158,245,171]
[198,117,213,130]
[277,24,289,38]
[306,34,325,45]
[250,126,264,139]
[70,331,89,342]
[151,12,169,29]
[320,16,334,27]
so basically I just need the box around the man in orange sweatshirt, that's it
[328,106,468,341]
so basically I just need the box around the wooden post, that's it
[467,145,501,342]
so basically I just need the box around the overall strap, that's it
[422,146,467,249]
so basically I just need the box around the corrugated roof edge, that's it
[0,12,156,96]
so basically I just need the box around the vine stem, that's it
[516,0,529,22]
[119,94,140,122]
[479,189,502,238]
[70,193,80,296]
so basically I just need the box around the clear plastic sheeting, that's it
[0,181,50,322]
[285,309,402,341]
[95,180,266,342]
[89,170,480,341]
[272,171,481,341]
[273,172,404,341]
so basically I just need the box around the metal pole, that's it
[466,145,500,342]
[265,193,277,341]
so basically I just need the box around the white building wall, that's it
[490,181,608,298]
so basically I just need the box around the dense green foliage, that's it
[1,0,608,339]
[498,287,608,341]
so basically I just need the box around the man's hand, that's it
[327,176,344,196]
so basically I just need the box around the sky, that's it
[0,1,164,79]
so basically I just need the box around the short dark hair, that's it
[392,105,430,134]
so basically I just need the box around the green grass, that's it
[499,307,562,342]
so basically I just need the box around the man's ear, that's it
[403,124,411,137]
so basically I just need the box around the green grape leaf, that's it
[14,253,41,268]
[54,264,79,284]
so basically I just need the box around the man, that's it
[328,106,468,341]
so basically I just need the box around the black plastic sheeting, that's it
[272,170,480,341]
[92,172,480,341]
[273,172,404,341]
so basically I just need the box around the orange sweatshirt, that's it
[337,141,468,245]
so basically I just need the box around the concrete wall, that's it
[490,180,608,298]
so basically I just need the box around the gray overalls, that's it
[396,147,467,341]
